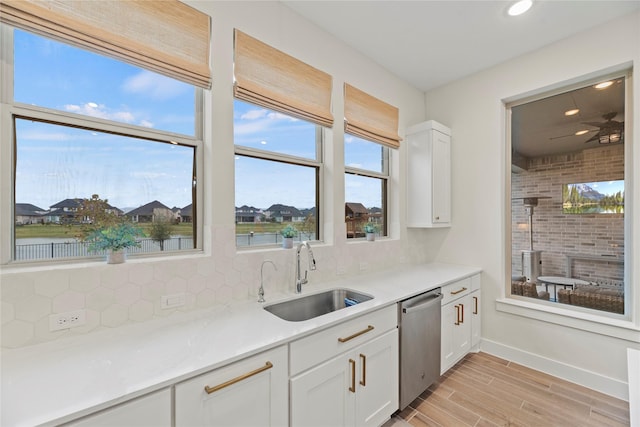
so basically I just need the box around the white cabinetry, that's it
[175,345,288,427]
[65,389,171,427]
[441,274,481,374]
[290,305,398,427]
[407,120,451,228]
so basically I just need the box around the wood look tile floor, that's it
[394,352,630,427]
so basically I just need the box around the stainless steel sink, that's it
[264,289,373,322]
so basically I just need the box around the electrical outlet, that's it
[161,293,185,309]
[49,309,86,331]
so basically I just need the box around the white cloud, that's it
[241,109,268,120]
[64,102,136,124]
[347,162,363,169]
[122,70,188,101]
[139,120,154,128]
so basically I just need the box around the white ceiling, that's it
[282,0,640,92]
[282,1,637,159]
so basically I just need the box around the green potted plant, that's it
[280,224,297,249]
[86,222,145,263]
[363,222,379,241]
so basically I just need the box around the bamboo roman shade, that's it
[234,29,333,128]
[0,0,211,88]
[344,83,401,149]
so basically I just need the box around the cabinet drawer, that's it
[441,277,472,306]
[290,305,397,375]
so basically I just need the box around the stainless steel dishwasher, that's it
[398,288,442,410]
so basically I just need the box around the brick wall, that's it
[511,144,624,284]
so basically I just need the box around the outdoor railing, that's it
[15,237,194,261]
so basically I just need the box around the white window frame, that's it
[344,139,390,239]
[0,24,204,265]
[498,68,637,339]
[233,107,324,248]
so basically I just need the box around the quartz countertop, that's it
[1,262,481,427]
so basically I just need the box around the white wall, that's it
[0,1,432,348]
[426,11,640,399]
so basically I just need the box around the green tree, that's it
[149,213,174,251]
[299,213,317,239]
[73,194,122,240]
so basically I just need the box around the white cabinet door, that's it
[441,295,471,374]
[356,329,398,427]
[471,289,481,348]
[407,120,452,228]
[431,129,451,224]
[67,389,171,427]
[291,352,355,427]
[175,346,288,427]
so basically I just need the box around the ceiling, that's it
[282,1,636,159]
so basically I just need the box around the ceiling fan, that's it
[582,112,624,144]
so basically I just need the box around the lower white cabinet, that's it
[290,305,399,427]
[441,274,481,374]
[291,329,398,427]
[65,389,171,427]
[174,345,288,426]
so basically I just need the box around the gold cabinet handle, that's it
[454,305,460,325]
[359,353,366,387]
[204,361,273,394]
[473,296,478,315]
[349,359,356,393]
[450,287,468,295]
[338,325,374,343]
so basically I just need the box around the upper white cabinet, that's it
[406,120,451,227]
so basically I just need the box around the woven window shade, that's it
[234,29,333,127]
[344,83,401,149]
[0,0,211,88]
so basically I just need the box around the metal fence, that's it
[16,233,318,260]
[15,237,194,261]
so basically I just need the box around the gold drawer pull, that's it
[450,287,468,295]
[338,325,375,343]
[349,359,356,393]
[204,361,273,394]
[360,353,366,386]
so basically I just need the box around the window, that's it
[5,28,202,262]
[345,135,388,239]
[234,99,322,247]
[508,71,629,316]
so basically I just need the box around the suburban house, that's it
[45,198,122,224]
[0,1,638,426]
[14,203,46,225]
[235,205,263,223]
[126,200,175,223]
[264,203,305,223]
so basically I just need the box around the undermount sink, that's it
[264,288,373,322]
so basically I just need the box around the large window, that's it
[5,28,202,262]
[234,99,322,247]
[508,71,629,316]
[345,135,388,239]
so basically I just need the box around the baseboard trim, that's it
[480,338,629,401]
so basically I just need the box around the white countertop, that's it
[0,262,480,427]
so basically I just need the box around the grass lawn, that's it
[15,223,195,239]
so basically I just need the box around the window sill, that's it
[496,297,640,343]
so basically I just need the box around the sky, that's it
[13,29,384,213]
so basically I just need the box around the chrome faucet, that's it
[295,241,316,293]
[259,260,277,303]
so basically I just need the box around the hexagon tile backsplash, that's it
[1,225,414,349]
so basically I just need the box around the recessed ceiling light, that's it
[564,109,579,116]
[575,130,589,136]
[508,0,533,16]
[594,81,613,90]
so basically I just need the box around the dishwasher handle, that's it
[402,292,442,314]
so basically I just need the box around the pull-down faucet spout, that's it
[295,241,316,293]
